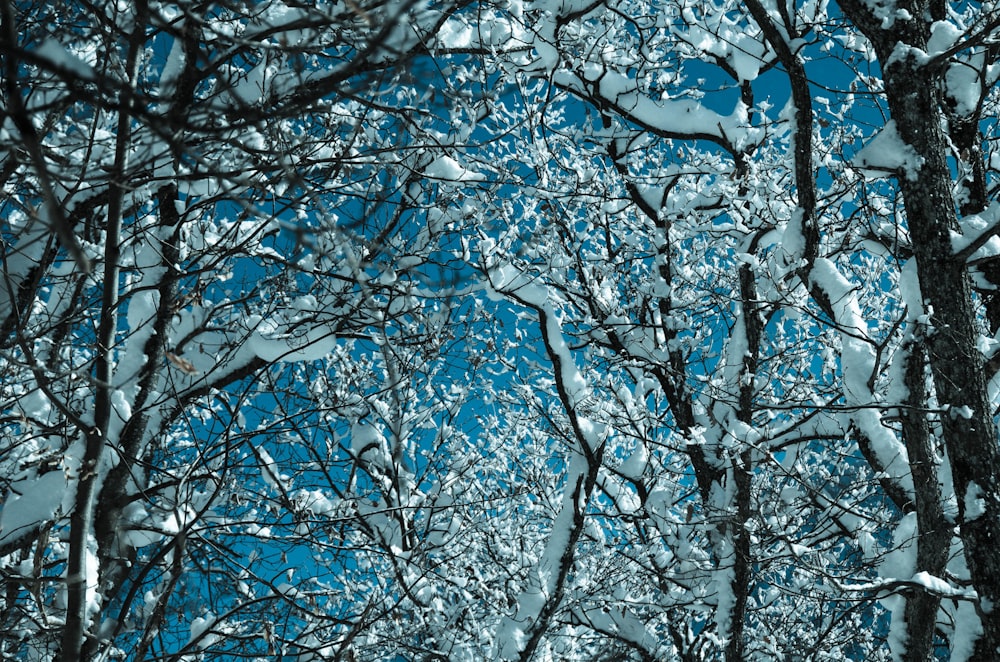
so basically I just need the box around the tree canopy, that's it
[3,0,1000,660]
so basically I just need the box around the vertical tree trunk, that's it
[840,2,1000,656]
[900,341,949,661]
[57,3,148,658]
[882,46,1000,662]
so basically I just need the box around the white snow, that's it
[294,489,351,518]
[619,442,648,479]
[948,539,984,662]
[952,203,1000,259]
[598,471,640,514]
[120,503,168,548]
[880,513,917,660]
[897,258,924,322]
[438,17,474,49]
[110,389,133,426]
[503,271,602,449]
[257,446,286,492]
[0,471,71,548]
[780,208,806,265]
[712,534,737,646]
[247,1,316,44]
[945,61,982,117]
[33,38,95,79]
[424,155,486,182]
[853,120,925,181]
[550,65,759,148]
[949,404,975,420]
[188,613,219,650]
[573,604,660,655]
[675,10,766,82]
[910,571,954,596]
[964,482,986,521]
[810,258,913,494]
[157,20,188,97]
[350,421,385,464]
[248,323,338,363]
[926,20,963,58]
[488,258,603,657]
[495,461,587,659]
[0,221,55,356]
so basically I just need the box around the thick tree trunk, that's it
[900,341,949,661]
[840,2,1000,656]
[884,47,1000,662]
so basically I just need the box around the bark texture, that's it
[840,1,1000,656]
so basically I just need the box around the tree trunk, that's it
[900,340,949,661]
[840,2,1000,656]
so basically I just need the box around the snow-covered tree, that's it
[406,0,1000,659]
[0,0,485,659]
[5,0,1000,660]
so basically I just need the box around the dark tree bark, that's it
[839,1,1000,656]
[58,2,147,657]
[900,340,950,662]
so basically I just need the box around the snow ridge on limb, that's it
[486,258,605,660]
[809,258,914,497]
